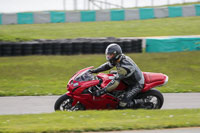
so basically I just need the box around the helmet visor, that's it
[106,53,115,61]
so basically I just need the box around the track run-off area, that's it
[0,93,200,115]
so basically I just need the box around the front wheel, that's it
[54,94,85,111]
[54,94,73,111]
[136,88,164,109]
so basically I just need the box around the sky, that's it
[0,0,199,13]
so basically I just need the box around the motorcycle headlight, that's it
[73,82,79,87]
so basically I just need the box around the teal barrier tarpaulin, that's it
[110,10,125,21]
[139,8,154,20]
[168,6,183,17]
[17,13,34,24]
[0,14,2,25]
[81,11,96,22]
[50,12,65,23]
[195,4,200,16]
[146,38,200,53]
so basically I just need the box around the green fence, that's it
[81,11,96,22]
[17,13,34,24]
[50,12,65,23]
[195,4,200,16]
[110,10,125,21]
[139,8,155,20]
[168,6,183,17]
[146,38,200,53]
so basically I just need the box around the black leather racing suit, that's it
[92,54,144,107]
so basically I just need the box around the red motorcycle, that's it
[54,67,168,111]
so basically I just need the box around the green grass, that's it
[0,109,200,133]
[0,51,200,96]
[163,2,200,7]
[0,16,200,42]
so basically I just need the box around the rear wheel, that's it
[136,89,164,109]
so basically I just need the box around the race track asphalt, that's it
[87,127,200,133]
[0,93,200,115]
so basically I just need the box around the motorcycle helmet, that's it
[105,43,122,65]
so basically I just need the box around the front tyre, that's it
[54,94,73,111]
[136,88,164,109]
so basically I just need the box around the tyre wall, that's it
[0,38,142,56]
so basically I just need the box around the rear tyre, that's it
[136,88,164,109]
[54,94,73,111]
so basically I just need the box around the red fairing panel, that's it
[72,94,118,109]
[97,73,127,91]
[74,80,100,94]
[97,73,114,88]
[142,72,167,92]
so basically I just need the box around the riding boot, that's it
[119,85,142,109]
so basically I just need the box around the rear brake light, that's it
[163,75,169,85]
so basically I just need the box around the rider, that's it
[90,43,144,108]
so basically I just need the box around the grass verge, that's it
[0,16,200,42]
[0,109,200,133]
[0,51,200,96]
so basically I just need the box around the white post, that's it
[63,0,66,10]
[151,0,154,7]
[121,0,124,8]
[91,0,93,10]
[100,1,103,10]
[135,0,138,7]
[88,0,91,10]
[167,0,170,5]
[74,0,77,10]
[84,0,86,10]
[105,0,107,9]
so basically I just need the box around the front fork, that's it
[66,92,78,106]
[66,92,85,110]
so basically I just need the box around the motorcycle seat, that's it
[142,72,167,92]
[143,72,165,84]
